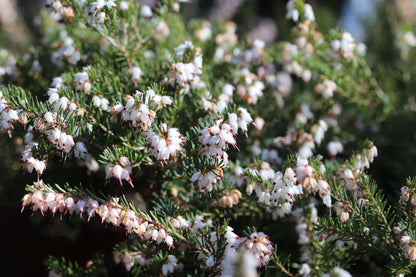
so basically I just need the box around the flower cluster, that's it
[296,158,331,208]
[0,50,18,79]
[353,143,378,171]
[73,67,91,94]
[268,168,303,219]
[22,181,174,248]
[399,185,416,219]
[286,1,315,23]
[34,112,83,156]
[334,202,350,223]
[161,255,183,276]
[245,162,276,193]
[315,79,337,99]
[239,162,305,218]
[330,31,366,61]
[47,88,76,113]
[327,140,344,157]
[214,21,238,63]
[105,156,133,187]
[21,142,46,176]
[113,250,151,271]
[232,39,266,65]
[311,119,328,146]
[400,235,416,261]
[218,188,242,209]
[21,107,88,176]
[236,67,265,105]
[147,123,185,165]
[145,89,174,111]
[202,83,234,113]
[220,230,273,276]
[108,90,172,132]
[129,66,142,85]
[199,120,237,161]
[168,41,203,94]
[0,90,21,133]
[236,232,274,266]
[90,0,117,15]
[338,167,360,191]
[51,30,81,65]
[45,0,75,21]
[397,30,416,60]
[21,181,99,218]
[228,108,254,135]
[194,21,212,42]
[92,94,110,111]
[190,167,223,195]
[280,42,313,83]
[293,205,318,265]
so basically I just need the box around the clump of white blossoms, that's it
[315,79,337,99]
[105,156,133,187]
[214,21,238,63]
[73,67,91,94]
[147,123,185,165]
[214,83,234,113]
[51,30,81,65]
[353,143,378,171]
[161,255,183,276]
[269,168,303,219]
[199,120,237,161]
[228,107,254,135]
[0,90,21,133]
[108,89,173,133]
[236,67,265,105]
[92,94,110,111]
[190,167,223,195]
[167,41,203,94]
[113,250,150,272]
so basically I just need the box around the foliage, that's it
[1,0,416,276]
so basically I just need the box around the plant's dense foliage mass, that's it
[2,0,416,276]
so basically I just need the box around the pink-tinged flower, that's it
[21,193,31,213]
[86,198,99,220]
[97,205,109,223]
[31,190,45,214]
[76,199,86,217]
[65,196,75,212]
